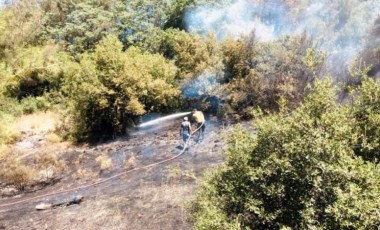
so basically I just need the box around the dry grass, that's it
[75,168,97,180]
[73,154,97,180]
[34,152,67,182]
[0,159,36,189]
[0,144,11,160]
[15,111,59,134]
[124,153,137,170]
[74,154,85,167]
[167,164,182,182]
[45,132,62,144]
[46,196,129,230]
[5,111,71,160]
[95,154,113,172]
[167,164,197,183]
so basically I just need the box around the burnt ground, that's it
[0,119,231,229]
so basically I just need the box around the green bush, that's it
[0,95,22,116]
[0,94,21,146]
[351,77,380,162]
[190,79,380,229]
[64,35,180,141]
[20,96,51,114]
[3,45,67,100]
[0,113,20,146]
[171,31,223,80]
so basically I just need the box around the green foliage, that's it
[0,112,20,146]
[0,0,43,51]
[119,0,171,51]
[190,79,380,229]
[222,33,257,81]
[65,35,180,141]
[45,0,120,54]
[20,96,51,114]
[3,45,67,99]
[175,32,223,79]
[0,95,22,146]
[351,77,380,162]
[164,0,233,29]
[0,94,23,116]
[0,0,378,145]
[0,9,11,58]
[36,0,225,54]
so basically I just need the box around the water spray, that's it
[138,112,191,128]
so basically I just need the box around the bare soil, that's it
[0,119,228,230]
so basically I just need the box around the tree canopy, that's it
[190,78,380,229]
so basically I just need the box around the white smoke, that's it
[185,0,380,65]
[185,0,278,41]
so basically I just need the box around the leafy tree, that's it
[351,76,380,162]
[164,0,233,29]
[3,44,67,100]
[0,0,43,50]
[222,32,257,82]
[64,35,180,141]
[172,31,223,79]
[190,79,380,229]
[223,34,325,116]
[0,10,11,58]
[38,0,122,54]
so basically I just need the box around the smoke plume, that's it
[185,0,380,67]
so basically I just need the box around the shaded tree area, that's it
[0,0,379,142]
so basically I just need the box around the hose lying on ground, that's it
[0,122,205,210]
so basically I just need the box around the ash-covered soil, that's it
[0,119,230,230]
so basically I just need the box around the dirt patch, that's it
[0,119,232,229]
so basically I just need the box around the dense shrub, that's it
[351,77,380,162]
[20,96,51,114]
[3,45,66,100]
[172,32,223,80]
[0,95,22,116]
[190,79,380,229]
[64,35,180,141]
[223,34,325,117]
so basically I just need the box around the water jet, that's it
[138,112,191,128]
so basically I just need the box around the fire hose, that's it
[0,121,205,210]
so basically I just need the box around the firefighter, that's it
[191,109,205,142]
[180,116,192,149]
